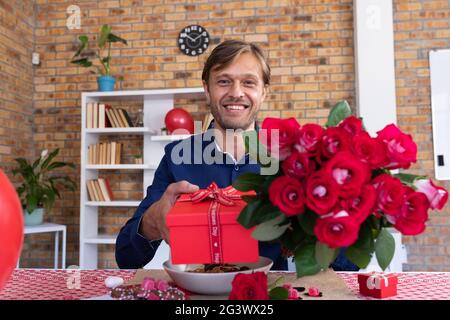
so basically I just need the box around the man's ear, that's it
[202,80,210,105]
[261,84,269,102]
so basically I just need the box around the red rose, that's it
[282,151,316,179]
[261,117,300,160]
[413,179,448,210]
[340,184,377,224]
[324,151,371,199]
[376,124,417,169]
[318,127,352,162]
[393,187,429,235]
[338,116,364,136]
[305,170,340,215]
[269,175,305,216]
[228,272,269,300]
[295,123,324,156]
[352,132,389,168]
[314,211,360,248]
[372,174,405,215]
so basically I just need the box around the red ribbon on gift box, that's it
[178,182,248,264]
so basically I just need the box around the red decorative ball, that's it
[164,108,194,134]
[0,170,24,290]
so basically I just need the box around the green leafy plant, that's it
[71,24,127,76]
[12,149,77,214]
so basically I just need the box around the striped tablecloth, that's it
[0,269,449,300]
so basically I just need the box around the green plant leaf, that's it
[315,242,337,270]
[243,130,276,169]
[279,218,306,252]
[269,287,289,300]
[232,172,266,192]
[237,199,263,228]
[297,209,317,236]
[375,228,395,271]
[108,33,127,45]
[393,173,427,187]
[251,215,289,241]
[46,161,75,171]
[345,222,374,269]
[325,100,352,128]
[253,204,283,226]
[98,24,112,47]
[71,58,93,68]
[26,194,38,213]
[240,195,257,203]
[73,35,89,58]
[40,148,59,170]
[294,243,321,277]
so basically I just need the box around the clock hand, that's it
[186,34,196,42]
[193,34,202,41]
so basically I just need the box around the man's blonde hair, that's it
[202,39,270,86]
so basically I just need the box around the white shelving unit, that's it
[80,88,204,269]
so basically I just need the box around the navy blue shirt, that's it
[115,130,359,272]
[115,132,288,270]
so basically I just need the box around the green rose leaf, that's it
[294,243,322,277]
[251,215,289,241]
[237,199,263,229]
[243,130,276,169]
[345,222,374,269]
[393,173,427,187]
[375,228,395,271]
[240,195,257,204]
[269,287,289,300]
[315,242,337,270]
[232,172,266,192]
[297,209,317,236]
[325,100,352,128]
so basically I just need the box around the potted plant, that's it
[132,154,143,164]
[71,24,127,91]
[12,149,77,226]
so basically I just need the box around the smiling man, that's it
[115,40,358,272]
[115,40,291,269]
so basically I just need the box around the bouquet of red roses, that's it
[233,101,448,277]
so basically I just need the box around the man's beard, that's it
[209,103,258,131]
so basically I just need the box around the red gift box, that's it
[166,182,259,265]
[358,272,398,299]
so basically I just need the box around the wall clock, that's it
[177,25,209,56]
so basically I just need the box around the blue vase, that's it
[97,76,116,92]
[24,208,44,226]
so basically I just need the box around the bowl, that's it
[163,256,273,295]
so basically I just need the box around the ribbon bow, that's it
[366,272,390,290]
[190,182,239,206]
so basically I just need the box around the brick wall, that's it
[394,0,450,271]
[0,0,448,271]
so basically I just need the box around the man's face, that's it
[203,52,268,131]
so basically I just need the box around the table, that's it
[18,223,66,269]
[0,269,449,300]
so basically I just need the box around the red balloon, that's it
[0,170,23,290]
[164,108,194,134]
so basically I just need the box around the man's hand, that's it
[139,180,199,244]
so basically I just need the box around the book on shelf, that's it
[86,103,94,129]
[93,179,105,201]
[106,107,120,128]
[120,108,134,127]
[86,178,114,202]
[88,141,122,165]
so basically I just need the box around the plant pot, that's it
[97,76,116,92]
[23,208,44,226]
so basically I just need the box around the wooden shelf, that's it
[83,235,117,244]
[85,201,141,207]
[86,164,157,170]
[85,127,155,135]
[150,134,191,141]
